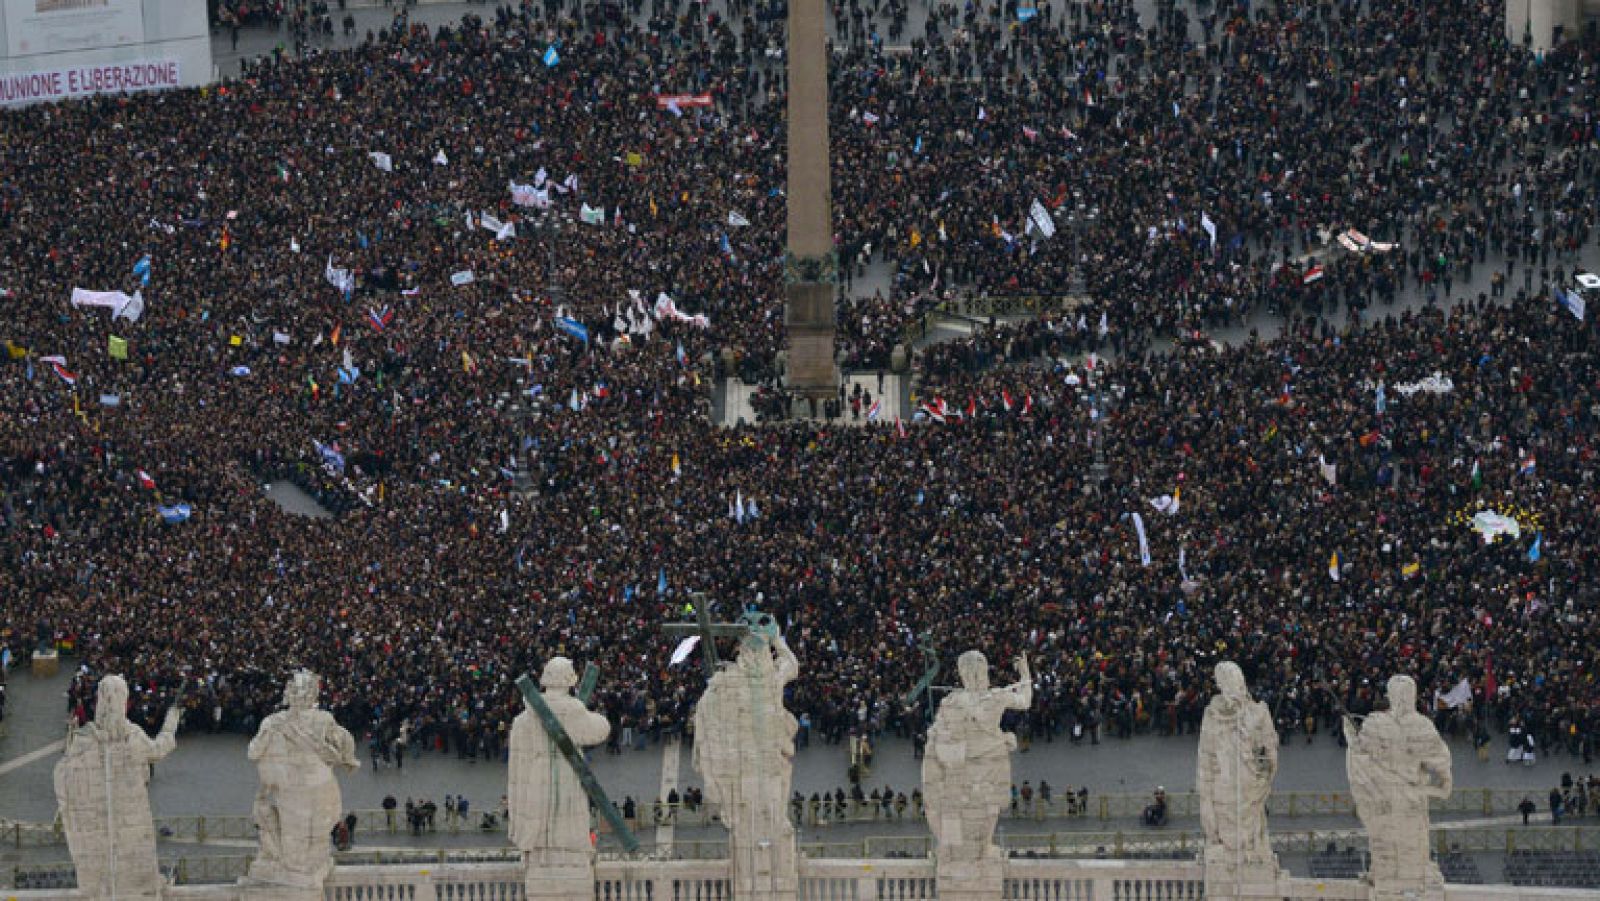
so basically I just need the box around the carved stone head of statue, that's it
[1386,674,1417,714]
[540,657,578,692]
[283,670,320,710]
[957,650,990,693]
[95,675,130,731]
[1215,662,1247,700]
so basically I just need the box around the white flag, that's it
[728,210,751,228]
[1436,677,1473,710]
[368,152,393,172]
[1028,199,1056,239]
[669,636,701,666]
[1098,311,1109,337]
[433,149,449,166]
[580,203,605,225]
[450,270,476,286]
[1318,454,1338,486]
[1200,212,1217,247]
[509,181,539,207]
[1132,512,1151,567]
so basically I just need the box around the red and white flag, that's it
[137,470,156,490]
[40,355,76,385]
[1303,265,1325,284]
[896,417,907,438]
[1002,390,1014,412]
[1022,394,1034,416]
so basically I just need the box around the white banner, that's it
[5,0,144,57]
[0,59,179,106]
[70,287,141,320]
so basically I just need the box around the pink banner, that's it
[0,59,180,106]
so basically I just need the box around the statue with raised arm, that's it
[53,675,180,901]
[692,611,800,900]
[1197,661,1284,893]
[922,650,1032,885]
[243,671,358,895]
[509,656,611,897]
[1344,675,1453,901]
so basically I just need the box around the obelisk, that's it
[782,0,839,403]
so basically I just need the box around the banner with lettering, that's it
[0,60,181,106]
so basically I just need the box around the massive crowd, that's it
[3,0,1600,768]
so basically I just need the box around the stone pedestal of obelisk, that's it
[783,0,839,403]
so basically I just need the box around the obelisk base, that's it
[785,281,837,399]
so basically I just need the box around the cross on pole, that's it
[513,671,640,853]
[660,593,750,678]
[902,632,943,708]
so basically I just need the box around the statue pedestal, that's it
[32,650,59,677]
[731,875,798,901]
[239,882,324,901]
[1365,876,1446,901]
[1203,848,1290,899]
[935,856,1005,901]
[524,864,594,901]
[730,840,799,901]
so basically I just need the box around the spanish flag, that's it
[219,227,231,252]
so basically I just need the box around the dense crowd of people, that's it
[4,0,1600,770]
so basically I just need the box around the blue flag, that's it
[1529,533,1542,562]
[159,503,192,524]
[657,568,667,595]
[913,135,923,155]
[1017,5,1037,20]
[314,440,346,475]
[543,45,560,67]
[555,316,589,343]
[132,254,152,286]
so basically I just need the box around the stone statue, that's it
[53,674,180,901]
[509,657,610,897]
[243,671,358,895]
[1344,675,1453,900]
[692,613,800,900]
[922,650,1031,899]
[1197,662,1284,894]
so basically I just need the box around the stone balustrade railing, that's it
[2,787,1568,850]
[9,857,1600,900]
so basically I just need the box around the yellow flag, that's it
[229,335,242,347]
[649,197,658,217]
[6,340,27,359]
[626,151,643,168]
[108,336,128,360]
[909,229,921,248]
[671,453,681,476]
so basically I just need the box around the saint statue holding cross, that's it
[689,610,801,899]
[509,658,612,878]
